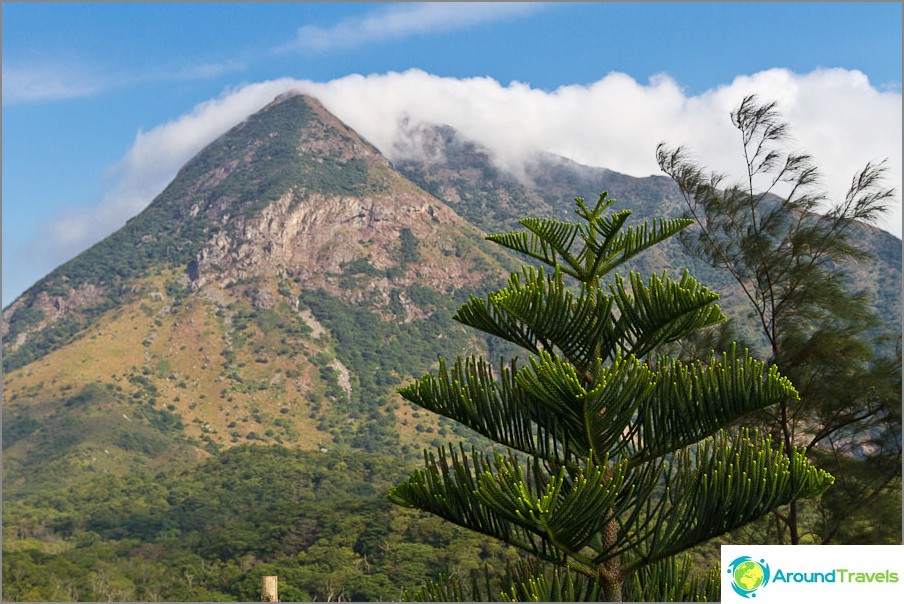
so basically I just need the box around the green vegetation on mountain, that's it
[173,93,385,218]
[2,445,519,602]
[298,286,488,454]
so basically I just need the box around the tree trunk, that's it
[600,520,622,601]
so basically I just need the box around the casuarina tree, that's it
[388,192,834,601]
[657,95,901,546]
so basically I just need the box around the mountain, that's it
[2,92,900,601]
[392,122,902,344]
[391,122,685,232]
[2,92,538,601]
[391,123,701,280]
[2,94,509,369]
[1,93,520,497]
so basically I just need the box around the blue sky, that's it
[2,2,902,308]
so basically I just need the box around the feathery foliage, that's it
[658,94,901,546]
[388,192,834,601]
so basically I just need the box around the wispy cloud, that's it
[154,60,248,83]
[1,63,102,103]
[2,59,246,105]
[281,2,547,52]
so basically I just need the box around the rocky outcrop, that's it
[190,181,487,307]
[2,282,104,351]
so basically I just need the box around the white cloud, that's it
[282,2,547,52]
[156,60,248,82]
[2,59,247,105]
[1,63,102,104]
[301,69,901,237]
[28,67,903,305]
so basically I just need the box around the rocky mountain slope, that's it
[1,93,517,497]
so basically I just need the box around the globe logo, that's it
[727,556,771,598]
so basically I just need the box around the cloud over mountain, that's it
[25,67,902,306]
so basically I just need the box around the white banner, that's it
[721,545,904,602]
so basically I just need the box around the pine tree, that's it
[388,193,834,601]
[657,94,901,545]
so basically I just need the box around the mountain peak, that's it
[1,94,504,370]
